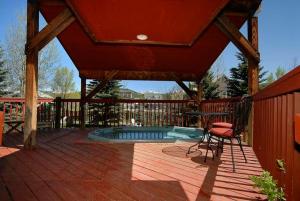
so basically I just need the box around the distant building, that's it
[119,88,143,99]
[143,91,164,100]
[215,75,229,98]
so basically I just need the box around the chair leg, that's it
[230,138,235,172]
[216,138,220,157]
[204,135,214,162]
[237,137,247,163]
[221,138,224,153]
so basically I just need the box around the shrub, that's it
[250,171,285,201]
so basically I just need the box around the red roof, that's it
[39,0,261,81]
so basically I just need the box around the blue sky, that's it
[0,0,299,93]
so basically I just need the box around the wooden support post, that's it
[196,82,203,127]
[248,17,259,95]
[247,16,259,146]
[54,97,62,128]
[24,0,39,149]
[80,77,86,128]
[0,111,4,145]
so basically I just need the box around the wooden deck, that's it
[0,129,265,201]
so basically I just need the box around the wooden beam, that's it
[38,0,66,6]
[24,0,39,149]
[175,80,196,99]
[80,77,86,128]
[215,14,260,63]
[172,74,201,104]
[86,80,109,100]
[25,8,75,54]
[80,70,199,81]
[85,71,118,100]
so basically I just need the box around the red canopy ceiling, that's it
[38,0,260,81]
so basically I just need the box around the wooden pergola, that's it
[24,0,261,148]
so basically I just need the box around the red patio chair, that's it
[211,101,236,129]
[212,122,232,128]
[204,96,252,172]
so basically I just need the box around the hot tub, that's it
[88,126,203,143]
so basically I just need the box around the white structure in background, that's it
[131,118,142,127]
[143,91,164,100]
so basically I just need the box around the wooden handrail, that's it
[60,98,196,104]
[0,97,54,103]
[200,97,241,104]
[254,66,300,100]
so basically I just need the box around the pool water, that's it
[88,126,203,142]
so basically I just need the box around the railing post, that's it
[197,82,203,128]
[54,97,61,128]
[0,111,4,145]
[80,77,86,128]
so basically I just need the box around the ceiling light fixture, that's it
[137,34,148,41]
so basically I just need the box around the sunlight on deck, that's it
[0,129,265,201]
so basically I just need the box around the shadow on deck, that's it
[0,129,265,201]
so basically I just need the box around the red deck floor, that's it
[0,129,265,201]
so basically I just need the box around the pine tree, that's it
[227,52,267,97]
[0,46,9,97]
[87,80,121,127]
[202,71,220,100]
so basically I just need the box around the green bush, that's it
[250,171,285,201]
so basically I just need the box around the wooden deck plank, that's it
[0,129,265,201]
[4,134,132,201]
[45,140,185,201]
[55,133,262,200]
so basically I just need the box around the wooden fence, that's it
[253,66,300,201]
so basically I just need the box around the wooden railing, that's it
[253,66,300,200]
[56,98,197,128]
[0,97,197,129]
[0,96,244,130]
[0,97,54,123]
[200,97,241,124]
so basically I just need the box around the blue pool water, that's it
[88,126,203,142]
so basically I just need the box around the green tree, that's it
[275,66,286,79]
[164,85,186,100]
[4,13,59,96]
[265,66,286,86]
[51,67,75,98]
[87,80,121,126]
[202,71,220,100]
[228,52,267,97]
[0,46,9,96]
[265,73,275,85]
